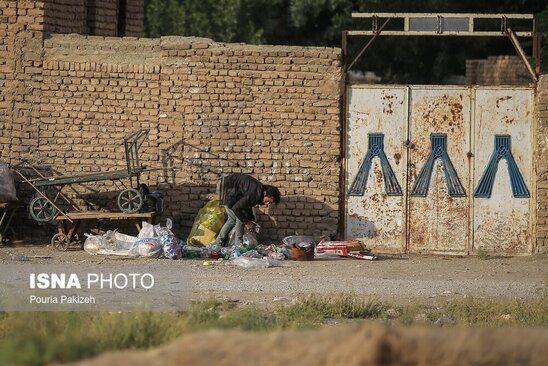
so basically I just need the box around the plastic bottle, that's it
[209,244,221,253]
[241,249,261,258]
[229,248,241,259]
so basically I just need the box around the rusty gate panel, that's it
[407,87,471,254]
[472,88,533,254]
[346,86,407,253]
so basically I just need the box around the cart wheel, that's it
[117,188,143,213]
[51,233,70,251]
[29,196,57,222]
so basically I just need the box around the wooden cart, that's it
[52,211,155,250]
[15,129,150,223]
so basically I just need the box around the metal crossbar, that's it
[349,13,534,37]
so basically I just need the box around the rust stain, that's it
[374,165,383,185]
[418,95,463,131]
[495,95,512,108]
[382,93,395,115]
[475,212,528,254]
[502,115,515,125]
[450,102,463,125]
[393,153,401,165]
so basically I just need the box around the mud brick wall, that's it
[38,36,162,213]
[158,37,341,240]
[87,0,118,36]
[466,56,532,85]
[0,1,16,161]
[0,0,44,165]
[84,0,144,37]
[9,34,341,242]
[0,0,144,164]
[536,75,548,254]
[43,0,87,35]
[123,0,145,37]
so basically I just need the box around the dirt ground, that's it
[60,323,548,366]
[3,243,547,366]
[1,243,546,306]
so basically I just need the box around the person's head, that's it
[262,185,281,207]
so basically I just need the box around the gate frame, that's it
[340,13,540,243]
[344,83,536,254]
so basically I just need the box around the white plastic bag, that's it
[129,238,163,257]
[83,234,107,254]
[138,221,156,239]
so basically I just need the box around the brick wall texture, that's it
[3,1,545,252]
[466,56,532,85]
[536,75,548,254]
[2,24,342,241]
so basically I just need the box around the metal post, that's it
[347,18,391,72]
[339,31,348,240]
[533,32,541,79]
[506,28,538,82]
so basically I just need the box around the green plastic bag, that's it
[186,200,227,247]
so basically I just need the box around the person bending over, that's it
[212,173,281,247]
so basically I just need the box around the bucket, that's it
[290,243,314,261]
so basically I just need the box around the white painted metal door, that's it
[345,85,534,255]
[346,86,407,253]
[407,87,471,254]
[472,88,533,254]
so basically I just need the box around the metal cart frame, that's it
[15,129,150,223]
[0,202,19,244]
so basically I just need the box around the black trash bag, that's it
[138,184,164,214]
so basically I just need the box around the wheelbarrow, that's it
[15,129,150,223]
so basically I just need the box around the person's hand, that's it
[245,222,255,231]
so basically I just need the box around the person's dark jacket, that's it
[219,173,262,223]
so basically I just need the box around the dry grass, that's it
[0,293,546,365]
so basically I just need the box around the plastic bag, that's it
[84,230,140,256]
[112,231,139,250]
[282,235,316,247]
[186,200,226,247]
[83,234,108,254]
[129,238,163,257]
[138,221,155,239]
[0,162,17,202]
[243,231,258,247]
[156,219,181,259]
[229,257,284,268]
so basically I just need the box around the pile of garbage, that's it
[84,220,376,264]
[84,219,183,259]
[182,235,376,268]
[83,198,377,264]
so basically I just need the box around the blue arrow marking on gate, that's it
[410,134,466,197]
[348,133,403,196]
[474,135,529,198]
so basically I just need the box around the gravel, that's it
[1,245,546,306]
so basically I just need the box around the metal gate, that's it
[345,85,534,255]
